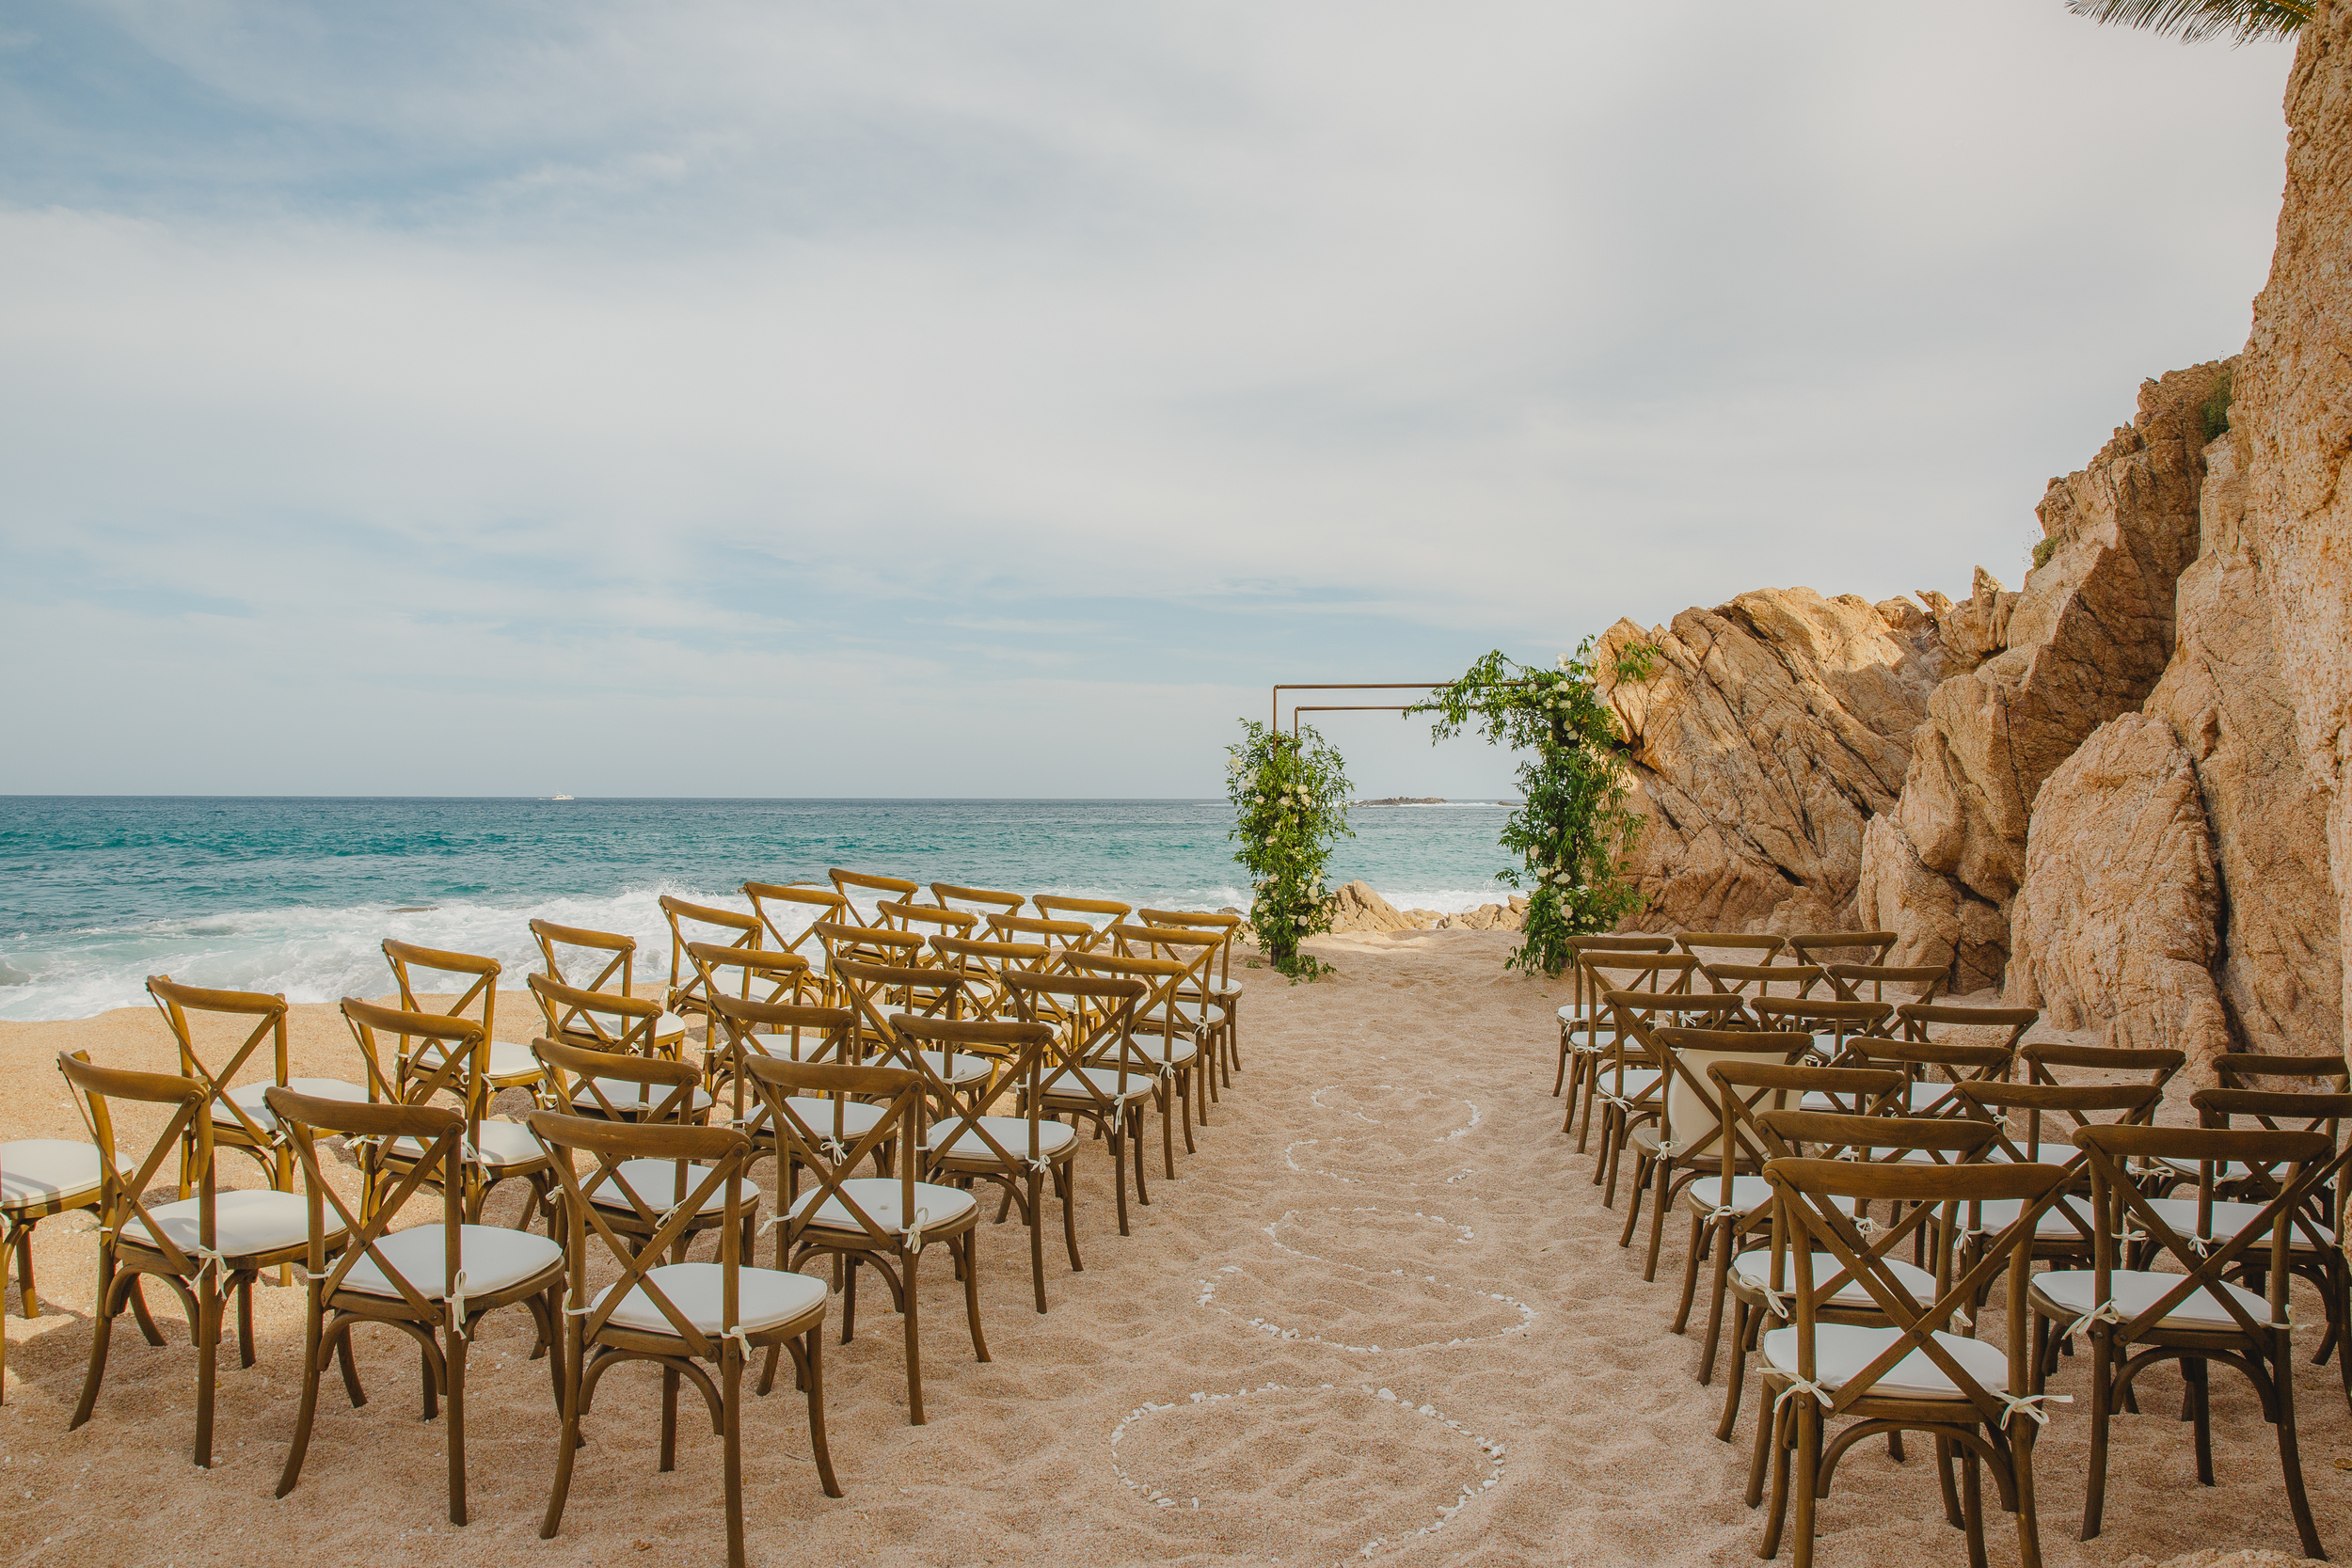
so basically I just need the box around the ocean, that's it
[0,797,1523,1022]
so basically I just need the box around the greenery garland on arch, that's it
[1227,719,1355,980]
[1409,637,1660,977]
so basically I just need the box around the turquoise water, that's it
[0,797,1520,1020]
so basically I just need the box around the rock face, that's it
[2236,3,2352,1051]
[1594,588,1945,935]
[1326,880,1419,934]
[2005,712,2230,1064]
[1859,363,2227,990]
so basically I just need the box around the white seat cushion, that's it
[769,1097,887,1141]
[926,1117,1080,1163]
[387,1119,548,1169]
[571,1080,715,1115]
[914,1050,993,1086]
[789,1177,978,1237]
[341,1223,563,1302]
[587,1160,733,1215]
[2137,1196,2291,1244]
[1598,1068,1661,1101]
[1,1139,109,1211]
[215,1078,368,1132]
[2154,1156,2258,1181]
[1960,1195,2097,1239]
[1107,1036,1198,1068]
[1761,1323,2008,1402]
[1799,1085,1961,1115]
[2036,1267,2284,1331]
[1735,1250,1939,1309]
[1041,1066,1158,1103]
[1683,1177,1867,1221]
[413,1038,545,1081]
[594,1261,827,1338]
[560,1011,688,1047]
[122,1188,315,1259]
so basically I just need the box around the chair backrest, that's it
[891,1014,1057,1167]
[828,868,920,924]
[1677,931,1788,965]
[1106,923,1222,1009]
[2189,1088,2352,1206]
[809,919,930,974]
[1953,1080,2163,1158]
[1784,930,1898,968]
[932,881,1026,919]
[705,994,860,1139]
[1847,1037,2016,1091]
[1897,1002,2039,1057]
[532,1033,706,1123]
[660,895,763,1020]
[1654,1027,1814,1170]
[1064,950,1193,1067]
[342,996,486,1148]
[740,1057,923,1251]
[1756,1106,2001,1169]
[1825,963,1944,1006]
[531,1110,755,1355]
[1581,951,1698,998]
[2015,1037,2184,1092]
[145,974,289,1152]
[57,1051,215,1279]
[876,899,979,945]
[828,958,967,1069]
[530,918,641,1000]
[683,942,816,1013]
[2074,1124,2344,1343]
[1763,1150,2068,1427]
[1137,909,1243,992]
[1709,1061,1908,1173]
[1750,995,1894,1055]
[985,911,1101,954]
[1001,969,1149,1112]
[529,971,668,1057]
[1702,962,1824,1002]
[1034,895,1133,930]
[381,941,503,1073]
[269,1085,465,1321]
[928,936,1054,1012]
[742,881,851,966]
[2210,1053,2352,1092]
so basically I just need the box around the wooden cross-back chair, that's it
[148,974,364,1198]
[1619,1027,1815,1292]
[679,942,818,1093]
[877,897,977,943]
[931,881,1025,920]
[2186,1085,2352,1406]
[1065,948,1200,1180]
[1705,963,1826,1004]
[1033,894,1132,933]
[384,939,546,1096]
[1138,908,1247,1085]
[1834,1037,2017,1122]
[2028,1124,2349,1559]
[827,958,990,1103]
[746,1055,987,1426]
[60,1049,322,1468]
[534,1036,750,1271]
[529,920,688,1056]
[1677,931,1788,966]
[829,868,919,926]
[1692,1064,1908,1396]
[660,895,763,1053]
[897,1013,1082,1314]
[927,934,1052,1022]
[985,912,1101,964]
[1785,930,1899,969]
[1001,969,1154,1235]
[2171,1054,2352,1199]
[530,970,674,1058]
[268,1085,564,1522]
[1899,1003,2040,1058]
[3,1132,110,1325]
[1752,1144,2070,1568]
[704,994,882,1199]
[810,918,931,985]
[1591,983,1748,1205]
[1709,1099,1994,1460]
[532,1110,837,1568]
[1111,920,1230,1115]
[742,881,851,991]
[1568,949,1701,1148]
[1827,964,1946,1007]
[1555,934,1677,1130]
[343,996,555,1229]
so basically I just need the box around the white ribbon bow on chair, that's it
[902,1204,934,1258]
[2065,1299,2127,1340]
[1772,1375,1835,1414]
[446,1269,472,1338]
[1995,1391,2071,1430]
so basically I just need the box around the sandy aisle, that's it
[1,929,2343,1566]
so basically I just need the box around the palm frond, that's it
[2066,0,2311,43]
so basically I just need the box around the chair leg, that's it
[1790,1402,1821,1568]
[1935,1435,1964,1528]
[2081,1327,2112,1541]
[1025,1172,1048,1313]
[1059,1162,1083,1273]
[903,1248,926,1426]
[1642,1164,1671,1283]
[1160,1084,1177,1180]
[1109,1124,1131,1237]
[71,1261,124,1432]
[1616,1155,1649,1247]
[1961,1447,1987,1568]
[722,1348,746,1568]
[1132,1106,1152,1208]
[841,1259,859,1343]
[660,1366,680,1471]
[277,1308,326,1498]
[194,1283,222,1467]
[2185,1354,2214,1485]
[961,1231,990,1363]
[1718,1300,1751,1445]
[445,1324,469,1525]
[1758,1399,1792,1555]
[11,1222,38,1319]
[2274,1330,2326,1560]
[237,1279,257,1370]
[1673,1212,1706,1335]
[803,1329,842,1497]
[129,1275,165,1346]
[2013,1417,2045,1568]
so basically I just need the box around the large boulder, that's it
[1862,363,2226,989]
[2145,431,2342,1054]
[2235,3,2352,1050]
[1327,880,1419,934]
[1596,588,1944,934]
[2005,712,2230,1067]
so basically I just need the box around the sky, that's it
[0,1,2296,800]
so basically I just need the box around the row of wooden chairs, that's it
[1543,933,2352,1565]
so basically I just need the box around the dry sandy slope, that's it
[0,929,2342,1567]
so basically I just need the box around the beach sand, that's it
[0,929,2339,1567]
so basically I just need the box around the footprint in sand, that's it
[1109,1383,1505,1558]
[1196,1206,1533,1353]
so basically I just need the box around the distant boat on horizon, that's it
[549,793,574,801]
